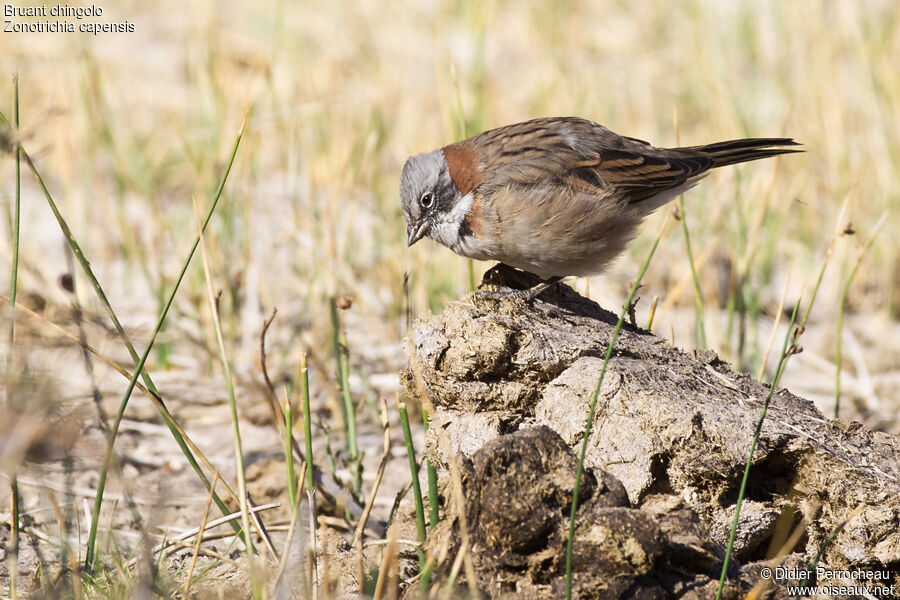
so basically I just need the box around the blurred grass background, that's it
[1,0,899,594]
[1,0,897,420]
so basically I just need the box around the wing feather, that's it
[469,117,799,205]
[470,118,711,203]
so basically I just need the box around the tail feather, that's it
[687,138,803,168]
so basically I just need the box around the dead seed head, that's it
[0,124,16,155]
[59,273,74,293]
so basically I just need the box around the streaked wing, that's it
[563,148,712,203]
[473,117,712,204]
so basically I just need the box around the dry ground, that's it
[1,0,898,596]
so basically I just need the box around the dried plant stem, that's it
[758,266,792,381]
[272,493,303,596]
[835,212,887,419]
[372,523,398,600]
[8,484,19,600]
[800,193,851,329]
[352,395,391,546]
[8,297,253,516]
[6,73,22,600]
[645,296,659,331]
[801,504,864,588]
[194,197,257,584]
[442,454,479,600]
[183,471,220,597]
[6,128,241,534]
[679,194,707,348]
[80,116,246,573]
[744,510,812,600]
[121,502,280,572]
[673,106,706,348]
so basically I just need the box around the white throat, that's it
[428,192,473,250]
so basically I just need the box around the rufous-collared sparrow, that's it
[401,117,801,298]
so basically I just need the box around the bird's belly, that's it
[500,252,620,279]
[450,190,644,279]
[451,234,625,279]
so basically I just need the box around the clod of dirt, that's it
[400,264,900,599]
[470,426,600,553]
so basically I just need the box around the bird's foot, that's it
[475,276,564,302]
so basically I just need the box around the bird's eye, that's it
[420,192,434,208]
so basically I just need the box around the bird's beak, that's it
[407,219,430,247]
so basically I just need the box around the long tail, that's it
[688,138,803,168]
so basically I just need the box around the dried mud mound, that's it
[400,265,900,599]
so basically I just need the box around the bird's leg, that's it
[522,276,564,300]
[476,276,564,301]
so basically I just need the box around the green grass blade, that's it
[2,107,245,545]
[678,195,707,349]
[83,115,247,573]
[423,409,439,530]
[9,77,20,319]
[835,212,887,419]
[715,296,802,599]
[565,217,670,600]
[399,401,427,576]
[195,196,258,585]
[331,297,360,494]
[300,352,315,495]
[284,391,298,516]
[7,71,22,600]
